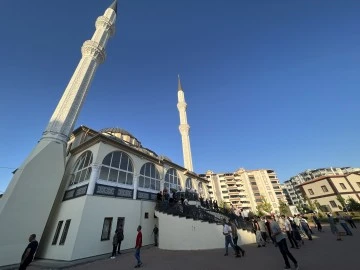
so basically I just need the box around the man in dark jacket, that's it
[117,225,124,254]
[19,234,38,270]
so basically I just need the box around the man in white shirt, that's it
[282,215,299,249]
[222,219,240,257]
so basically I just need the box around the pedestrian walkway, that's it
[28,225,358,270]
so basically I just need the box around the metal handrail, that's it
[155,203,223,225]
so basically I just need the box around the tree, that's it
[347,198,360,211]
[256,196,273,215]
[278,199,292,216]
[336,195,346,210]
[304,195,316,212]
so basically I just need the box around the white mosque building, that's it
[36,125,209,261]
[0,1,254,267]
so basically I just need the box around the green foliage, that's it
[347,198,360,211]
[256,196,273,215]
[304,195,316,211]
[336,195,346,209]
[278,199,292,216]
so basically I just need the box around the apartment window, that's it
[308,189,314,195]
[52,220,64,245]
[101,217,113,241]
[144,213,149,219]
[251,182,257,186]
[221,185,227,188]
[340,183,347,190]
[59,219,71,245]
[321,185,329,192]
[357,182,360,188]
[254,193,260,196]
[329,201,337,208]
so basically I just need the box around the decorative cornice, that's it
[179,124,190,133]
[95,15,115,36]
[81,40,106,64]
[177,102,187,110]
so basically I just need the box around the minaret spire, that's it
[177,76,194,171]
[109,0,117,13]
[0,2,117,266]
[178,74,182,91]
[42,1,117,143]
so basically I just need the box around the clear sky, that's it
[1,0,360,193]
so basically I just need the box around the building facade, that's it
[36,126,209,261]
[282,167,360,206]
[298,173,360,212]
[200,168,285,213]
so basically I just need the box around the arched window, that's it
[185,178,192,190]
[164,168,181,191]
[139,163,161,191]
[69,151,93,186]
[99,151,134,186]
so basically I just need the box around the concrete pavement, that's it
[27,225,358,270]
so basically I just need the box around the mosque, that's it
[0,1,212,266]
[0,1,256,267]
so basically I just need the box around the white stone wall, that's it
[38,196,156,261]
[156,211,255,250]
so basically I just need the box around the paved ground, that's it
[29,225,358,270]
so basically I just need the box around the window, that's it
[164,168,182,191]
[101,217,113,241]
[139,163,161,191]
[251,182,257,186]
[144,213,149,219]
[52,221,63,245]
[99,151,134,186]
[198,182,205,195]
[340,183,347,190]
[59,219,71,245]
[185,178,192,189]
[221,185,227,188]
[329,201,337,208]
[357,182,360,188]
[321,185,329,192]
[69,151,93,186]
[308,189,314,195]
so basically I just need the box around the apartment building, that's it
[282,167,360,206]
[200,168,285,213]
[299,173,360,212]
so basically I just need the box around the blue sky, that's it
[1,0,360,193]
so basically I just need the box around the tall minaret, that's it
[0,1,117,267]
[177,75,194,171]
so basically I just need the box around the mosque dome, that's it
[159,155,172,162]
[100,127,141,147]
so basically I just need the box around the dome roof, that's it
[100,127,135,138]
[159,155,172,162]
